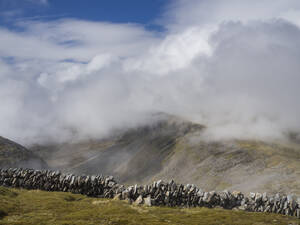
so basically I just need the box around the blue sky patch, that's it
[0,0,168,31]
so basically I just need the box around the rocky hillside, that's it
[30,115,300,195]
[0,136,48,169]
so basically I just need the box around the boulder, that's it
[144,196,152,206]
[134,195,144,205]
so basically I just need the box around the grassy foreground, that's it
[0,187,299,225]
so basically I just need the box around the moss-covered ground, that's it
[0,186,299,225]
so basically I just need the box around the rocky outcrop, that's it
[0,168,299,218]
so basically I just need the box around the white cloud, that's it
[162,0,300,30]
[280,9,300,27]
[124,27,214,75]
[1,0,300,144]
[86,53,117,74]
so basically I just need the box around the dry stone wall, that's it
[0,168,299,218]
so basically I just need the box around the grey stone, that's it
[144,196,152,206]
[134,195,144,205]
[249,192,256,199]
[296,209,300,219]
[113,193,121,200]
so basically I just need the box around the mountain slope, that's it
[31,116,204,182]
[30,116,300,195]
[0,136,48,169]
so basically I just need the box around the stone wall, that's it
[0,168,299,218]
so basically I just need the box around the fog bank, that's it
[1,0,300,144]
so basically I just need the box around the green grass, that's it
[0,187,299,225]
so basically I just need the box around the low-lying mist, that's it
[1,0,300,145]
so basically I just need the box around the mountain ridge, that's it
[0,136,48,169]
[27,115,300,195]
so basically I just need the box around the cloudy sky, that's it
[1,0,300,144]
